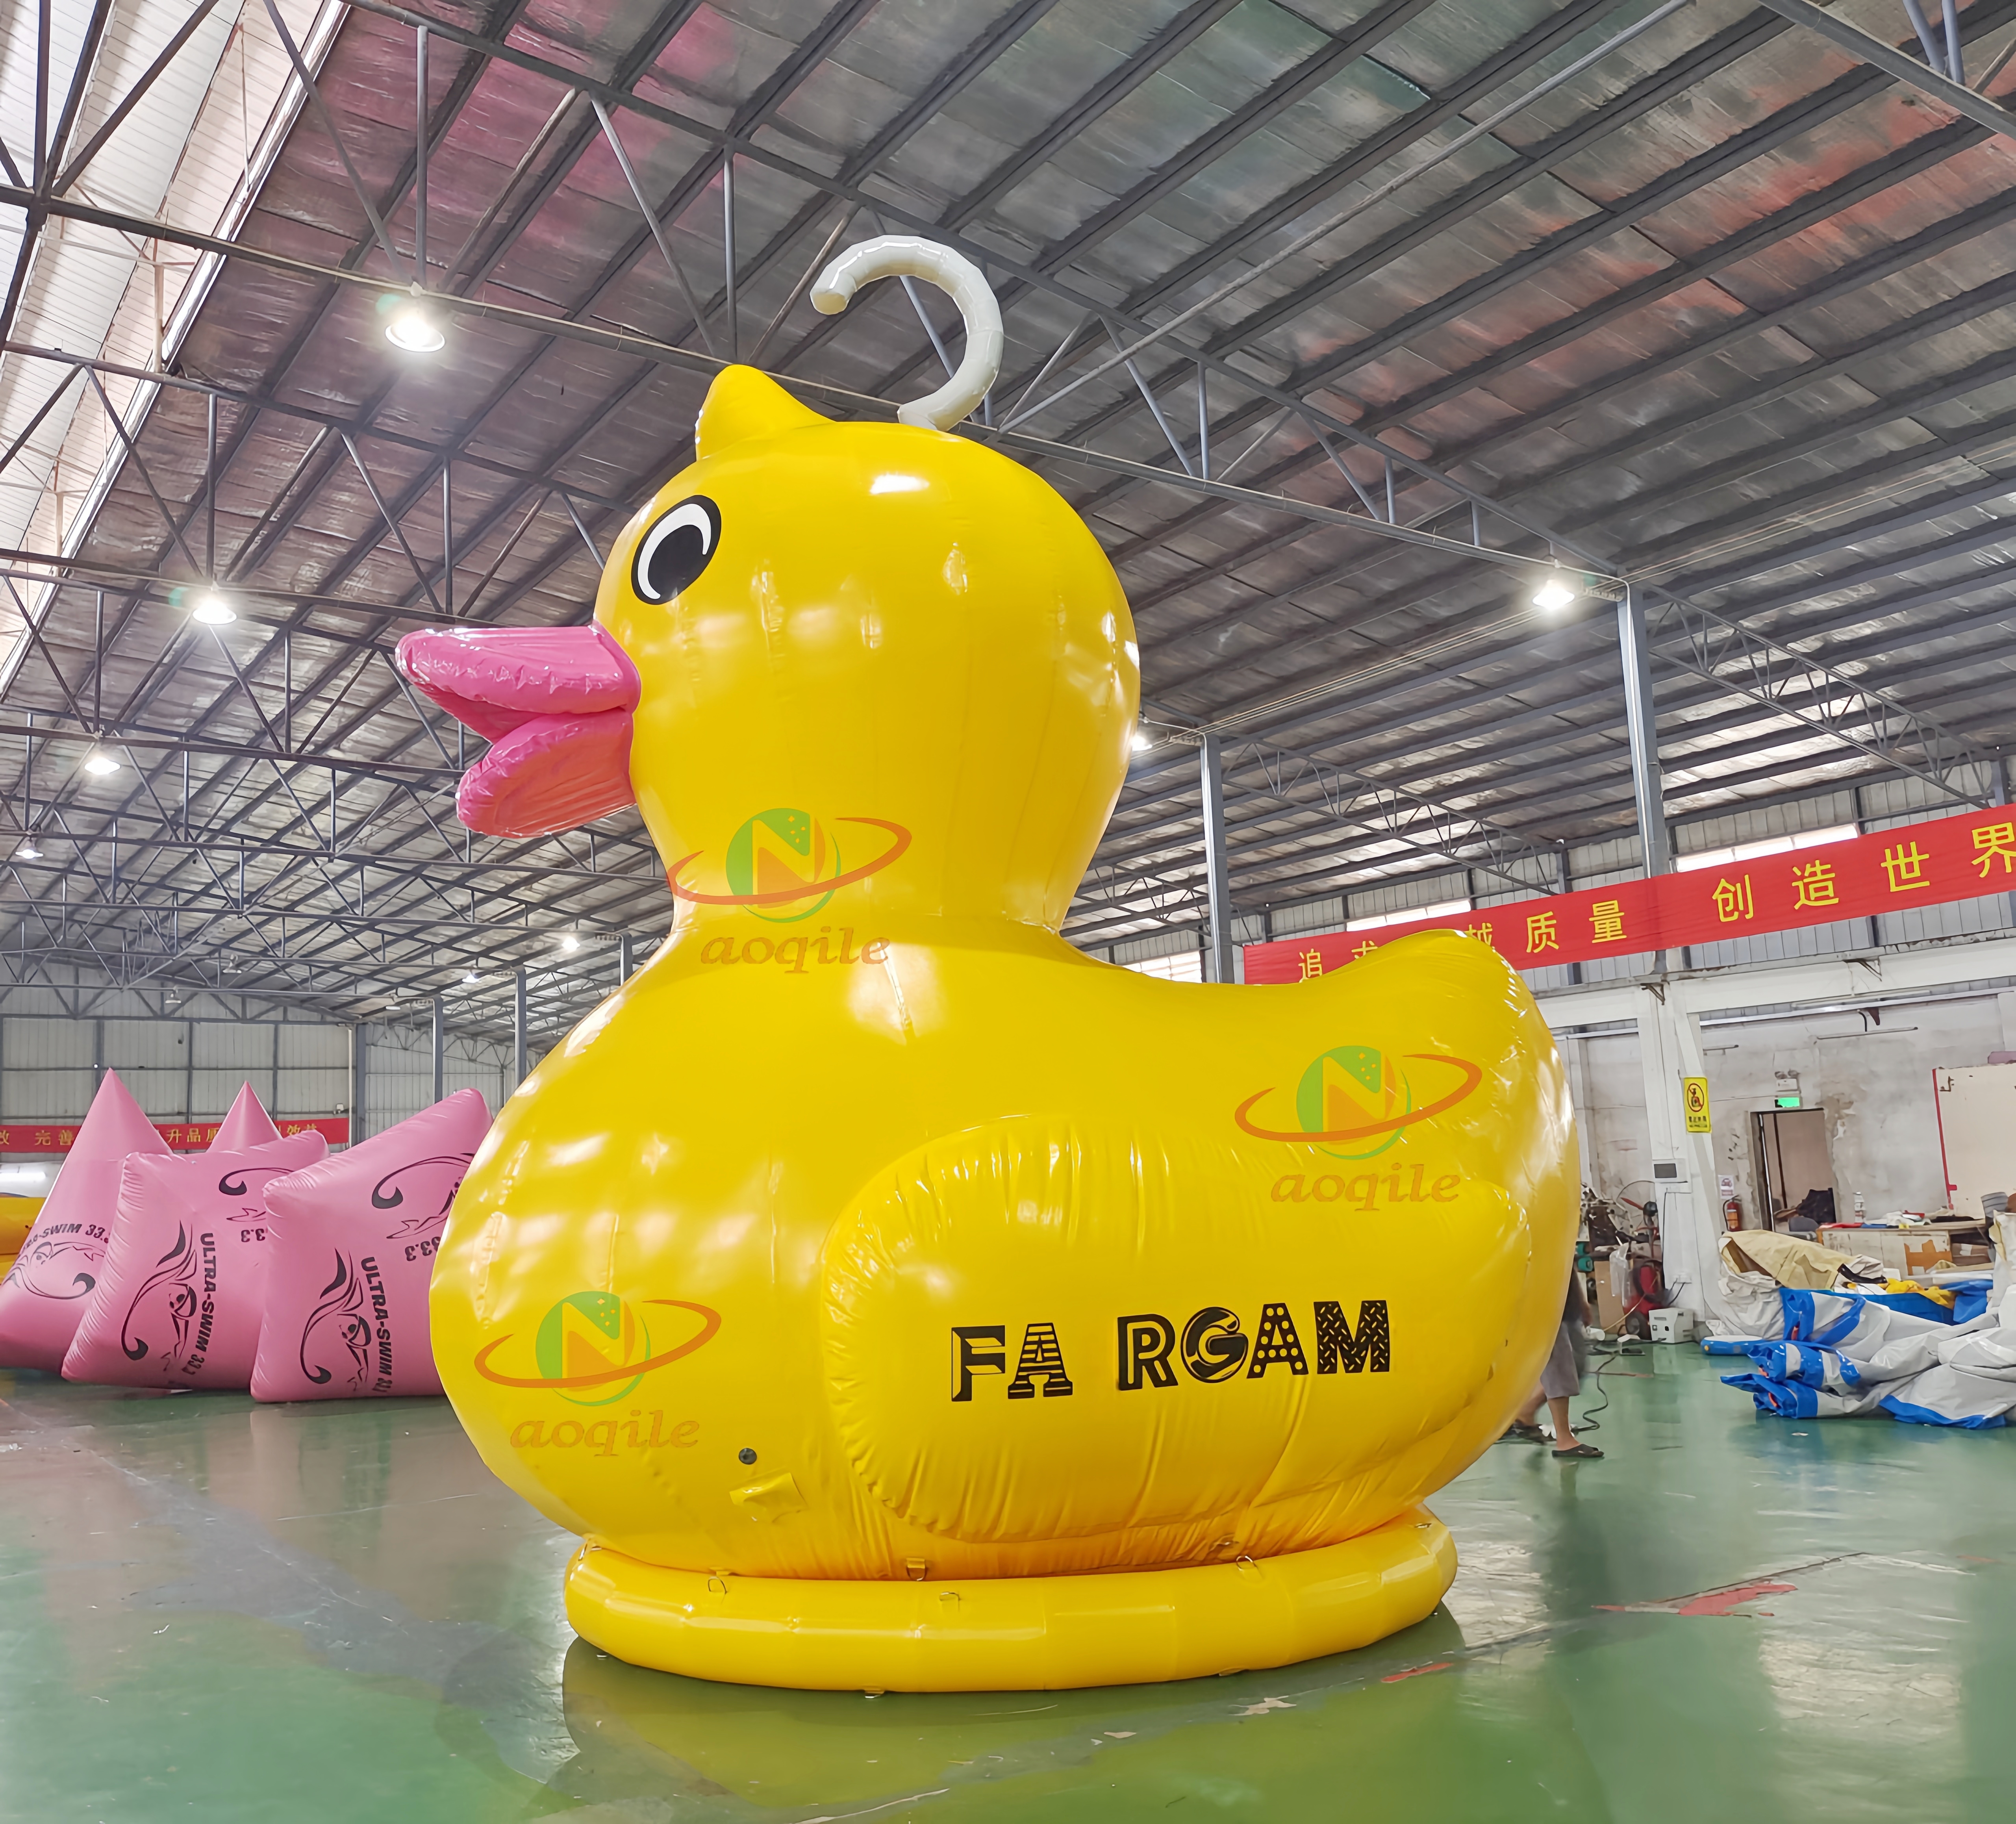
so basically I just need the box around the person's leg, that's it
[1501,1388,1549,1440]
[1548,1392,1602,1457]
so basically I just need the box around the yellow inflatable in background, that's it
[412,239,1577,1692]
[0,1195,43,1281]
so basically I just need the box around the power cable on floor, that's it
[1573,1335,1646,1436]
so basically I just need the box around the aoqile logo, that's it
[666,809,910,922]
[1235,1045,1482,1159]
[473,1289,721,1408]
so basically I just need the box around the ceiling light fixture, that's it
[560,934,580,953]
[1131,730,1152,753]
[1531,574,1577,614]
[463,971,480,984]
[15,843,40,860]
[191,591,235,625]
[384,291,445,353]
[83,753,120,777]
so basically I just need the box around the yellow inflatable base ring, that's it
[565,1507,1456,1692]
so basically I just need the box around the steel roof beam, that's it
[1042,5,2014,537]
[1478,264,2016,518]
[1019,3,1771,436]
[1101,571,2016,860]
[0,341,629,508]
[715,0,1451,388]
[1112,618,2006,874]
[24,0,901,930]
[324,1,1623,581]
[19,0,2016,995]
[1572,352,2016,545]
[1259,20,2015,405]
[1755,0,2016,139]
[1378,174,2016,464]
[1037,0,1441,276]
[945,0,1245,234]
[687,0,1074,330]
[1120,0,1626,318]
[39,384,666,919]
[1628,424,2016,585]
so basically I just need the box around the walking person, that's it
[1503,1266,1603,1459]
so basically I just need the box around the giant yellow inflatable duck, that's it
[406,239,1576,1693]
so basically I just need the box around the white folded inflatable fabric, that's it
[1710,1284,2016,1427]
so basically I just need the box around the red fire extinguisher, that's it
[1723,1195,1744,1231]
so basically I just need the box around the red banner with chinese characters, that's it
[1242,804,2016,984]
[0,1116,350,1155]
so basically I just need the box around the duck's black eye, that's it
[632,495,721,603]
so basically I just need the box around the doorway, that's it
[1752,1107,1834,1228]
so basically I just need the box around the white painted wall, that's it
[1567,996,2005,1221]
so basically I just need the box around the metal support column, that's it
[431,994,445,1103]
[350,1022,368,1144]
[513,967,528,1089]
[1617,583,1672,880]
[1852,783,1881,949]
[1200,732,1235,984]
[619,932,634,983]
[1992,756,2016,934]
[1556,846,1582,986]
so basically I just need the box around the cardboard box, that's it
[1820,1226,1953,1277]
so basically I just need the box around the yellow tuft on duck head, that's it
[597,365,1138,934]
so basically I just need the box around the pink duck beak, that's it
[394,625,641,837]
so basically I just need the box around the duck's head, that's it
[398,240,1138,933]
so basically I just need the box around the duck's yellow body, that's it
[429,365,1577,1691]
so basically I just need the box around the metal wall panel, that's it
[1879,893,2015,947]
[1675,789,1858,855]
[1272,893,1347,938]
[1111,929,1207,965]
[192,1023,284,1074]
[98,1018,193,1120]
[0,1066,96,1123]
[1687,915,1875,971]
[4,1020,94,1070]
[359,1020,509,1136]
[0,1012,358,1142]
[1345,869,1469,922]
[101,1019,183,1071]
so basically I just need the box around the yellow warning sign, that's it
[1682,1076,1711,1134]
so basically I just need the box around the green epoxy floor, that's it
[2,1351,2010,1823]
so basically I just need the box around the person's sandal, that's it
[1552,1442,1603,1459]
[1501,1421,1547,1443]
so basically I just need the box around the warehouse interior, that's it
[2,0,2015,1817]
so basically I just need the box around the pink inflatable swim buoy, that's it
[0,1071,169,1372]
[212,1083,284,1152]
[61,1131,328,1389]
[251,1090,491,1402]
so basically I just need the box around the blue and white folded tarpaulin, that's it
[1709,1285,2015,1427]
